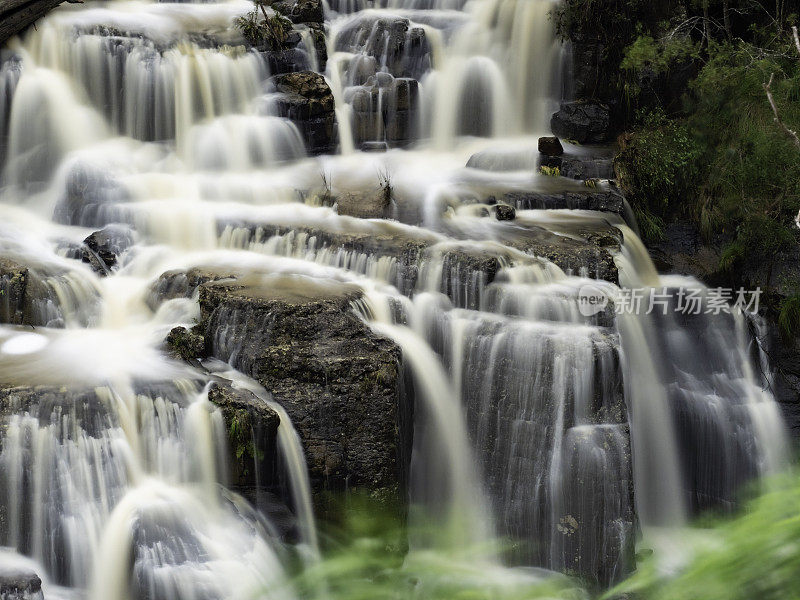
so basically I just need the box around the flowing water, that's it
[0,0,790,598]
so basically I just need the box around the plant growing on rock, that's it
[540,165,561,177]
[236,0,292,50]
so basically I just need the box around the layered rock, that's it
[196,275,407,510]
[0,255,99,327]
[267,71,338,154]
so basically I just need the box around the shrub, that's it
[236,1,292,50]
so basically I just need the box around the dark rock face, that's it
[268,71,338,154]
[551,101,611,145]
[165,326,206,362]
[79,225,134,275]
[207,381,281,494]
[504,187,625,216]
[197,276,405,510]
[647,222,724,282]
[0,565,43,600]
[0,258,28,325]
[538,136,563,157]
[334,16,430,80]
[350,77,419,148]
[0,0,66,47]
[495,204,516,221]
[551,155,615,180]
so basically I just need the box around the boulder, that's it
[538,136,564,157]
[0,565,43,600]
[334,187,393,219]
[165,326,206,361]
[551,101,611,145]
[80,225,134,275]
[146,267,239,311]
[495,204,516,221]
[268,71,338,154]
[197,275,407,512]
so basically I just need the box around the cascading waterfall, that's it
[0,0,791,597]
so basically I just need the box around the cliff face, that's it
[0,0,67,47]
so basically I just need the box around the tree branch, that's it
[793,26,800,59]
[764,73,800,149]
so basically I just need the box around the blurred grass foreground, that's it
[275,480,800,600]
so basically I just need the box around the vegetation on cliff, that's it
[558,0,800,336]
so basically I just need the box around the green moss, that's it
[540,165,561,177]
[226,410,264,476]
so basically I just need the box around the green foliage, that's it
[284,495,587,600]
[686,41,800,279]
[778,294,800,339]
[613,109,701,241]
[621,34,700,100]
[609,475,800,600]
[236,1,292,50]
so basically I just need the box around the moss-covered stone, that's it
[197,275,407,517]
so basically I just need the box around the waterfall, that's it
[0,0,791,596]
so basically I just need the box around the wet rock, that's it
[350,77,419,148]
[432,247,509,310]
[560,155,615,180]
[0,257,28,325]
[165,326,206,361]
[551,101,611,145]
[334,186,393,219]
[147,267,239,311]
[207,381,281,496]
[272,0,323,24]
[79,225,134,275]
[495,204,516,221]
[335,16,430,79]
[0,0,67,47]
[214,219,435,295]
[538,136,563,156]
[0,255,98,328]
[198,276,406,511]
[0,565,43,600]
[466,147,539,172]
[268,71,337,154]
[504,187,626,216]
[53,162,130,228]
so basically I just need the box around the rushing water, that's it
[0,0,790,598]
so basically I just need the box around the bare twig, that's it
[792,26,800,59]
[764,73,800,149]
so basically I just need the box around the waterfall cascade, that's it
[0,0,790,598]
